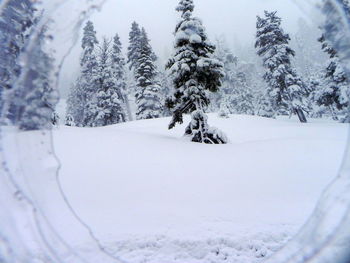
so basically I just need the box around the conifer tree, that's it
[158,70,174,117]
[315,35,349,121]
[127,22,142,72]
[135,28,163,120]
[255,11,309,123]
[111,33,132,121]
[231,72,255,115]
[66,81,82,126]
[166,0,227,144]
[65,114,75,126]
[213,38,238,114]
[257,93,275,118]
[66,21,99,127]
[0,0,35,123]
[81,21,100,126]
[218,98,230,118]
[306,74,328,118]
[95,38,126,126]
[320,0,350,122]
[51,112,60,126]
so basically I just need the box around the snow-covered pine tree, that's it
[111,33,132,121]
[212,38,238,114]
[94,38,126,126]
[158,69,174,117]
[320,0,350,122]
[51,111,60,126]
[218,98,230,118]
[0,0,35,123]
[66,81,82,126]
[65,114,75,126]
[80,21,100,127]
[257,92,275,118]
[166,0,227,144]
[231,71,255,115]
[135,28,163,120]
[127,22,142,72]
[255,11,309,123]
[315,34,349,121]
[17,25,59,131]
[306,73,328,118]
[66,21,99,127]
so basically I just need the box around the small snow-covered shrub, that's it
[185,110,228,144]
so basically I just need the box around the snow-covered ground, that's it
[53,114,348,263]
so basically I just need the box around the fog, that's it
[58,0,321,97]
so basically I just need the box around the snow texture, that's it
[49,113,348,262]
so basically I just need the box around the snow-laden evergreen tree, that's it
[0,0,35,123]
[307,72,329,118]
[66,21,99,127]
[231,72,255,115]
[320,0,350,122]
[17,26,59,131]
[66,82,81,126]
[135,28,163,120]
[218,98,230,118]
[166,0,226,144]
[51,112,60,126]
[158,70,174,117]
[94,38,126,126]
[127,22,142,72]
[65,114,75,126]
[212,38,238,114]
[80,21,100,127]
[257,92,275,118]
[111,33,131,121]
[255,11,309,123]
[315,35,350,121]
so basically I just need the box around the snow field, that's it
[53,114,348,262]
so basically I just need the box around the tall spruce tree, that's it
[166,0,227,144]
[316,35,349,122]
[66,82,80,125]
[94,38,126,126]
[158,69,174,117]
[111,33,131,121]
[255,11,308,123]
[0,0,35,123]
[135,28,163,120]
[127,21,142,72]
[213,38,238,114]
[66,21,99,127]
[231,72,255,115]
[80,21,100,126]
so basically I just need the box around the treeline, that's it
[207,11,350,123]
[65,21,165,127]
[1,0,349,134]
[253,11,350,123]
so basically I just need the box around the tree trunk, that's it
[295,108,307,123]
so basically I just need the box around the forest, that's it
[1,0,350,263]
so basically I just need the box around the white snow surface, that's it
[52,114,348,263]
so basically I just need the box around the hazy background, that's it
[58,0,321,98]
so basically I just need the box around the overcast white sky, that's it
[91,0,319,57]
[59,0,321,97]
